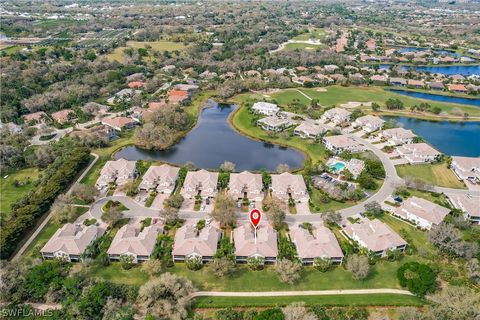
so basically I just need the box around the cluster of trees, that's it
[0,146,91,258]
[429,223,478,260]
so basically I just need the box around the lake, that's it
[383,116,480,157]
[379,64,480,76]
[389,89,480,107]
[115,102,305,171]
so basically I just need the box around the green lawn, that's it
[309,188,356,212]
[193,294,423,308]
[89,263,149,286]
[107,40,187,62]
[292,28,326,41]
[284,43,323,51]
[0,168,40,220]
[230,105,328,164]
[396,163,466,189]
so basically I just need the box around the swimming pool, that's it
[329,162,346,173]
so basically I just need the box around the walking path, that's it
[190,288,413,298]
[295,89,313,101]
[12,153,99,261]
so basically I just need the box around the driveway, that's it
[391,158,409,166]
[151,193,170,210]
[295,202,311,214]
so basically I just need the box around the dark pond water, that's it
[115,102,305,171]
[383,116,480,157]
[379,64,480,76]
[388,89,480,107]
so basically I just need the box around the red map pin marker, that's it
[249,208,262,229]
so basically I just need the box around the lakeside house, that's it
[23,111,47,125]
[172,221,221,263]
[180,169,219,199]
[167,89,190,104]
[447,83,468,94]
[393,196,450,230]
[389,77,407,86]
[323,135,365,154]
[107,223,163,263]
[450,156,480,184]
[41,224,104,262]
[396,143,441,164]
[102,117,138,131]
[448,194,480,225]
[343,219,407,257]
[352,115,385,133]
[139,164,180,193]
[228,171,264,202]
[294,120,330,139]
[407,79,425,89]
[234,222,278,264]
[427,81,445,91]
[51,109,75,124]
[271,172,309,202]
[95,158,137,190]
[289,223,344,265]
[251,102,279,116]
[70,124,117,142]
[321,107,351,125]
[257,116,292,132]
[370,74,388,84]
[381,128,416,145]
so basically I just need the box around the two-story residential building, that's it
[234,222,278,264]
[139,164,180,193]
[251,102,279,116]
[41,224,104,262]
[95,158,137,190]
[321,108,351,125]
[381,128,416,145]
[107,223,163,263]
[396,143,441,164]
[228,171,264,202]
[352,115,385,133]
[289,223,344,265]
[257,116,292,132]
[172,221,221,263]
[450,156,480,184]
[102,117,138,131]
[323,135,365,154]
[393,196,450,230]
[343,219,407,257]
[271,172,309,202]
[180,169,219,199]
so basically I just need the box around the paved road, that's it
[12,153,99,261]
[190,288,413,298]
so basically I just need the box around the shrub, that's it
[314,257,332,272]
[120,255,135,270]
[186,255,203,271]
[397,262,437,296]
[247,256,265,271]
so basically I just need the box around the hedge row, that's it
[0,147,91,259]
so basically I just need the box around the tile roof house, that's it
[234,222,278,264]
[82,102,110,116]
[381,128,416,145]
[448,83,468,94]
[448,194,480,225]
[172,221,221,262]
[343,219,407,257]
[107,88,141,104]
[167,89,190,104]
[139,164,180,193]
[393,196,450,230]
[23,111,47,124]
[450,156,480,183]
[396,143,441,164]
[127,81,146,89]
[352,115,385,133]
[180,169,219,198]
[289,223,344,265]
[407,79,425,88]
[370,74,388,83]
[51,109,75,124]
[389,77,407,86]
[271,172,309,202]
[323,135,365,154]
[228,171,264,202]
[251,102,279,116]
[257,116,292,132]
[102,117,138,131]
[107,223,163,263]
[41,224,104,262]
[294,120,330,139]
[95,158,137,190]
[427,81,445,91]
[321,108,351,125]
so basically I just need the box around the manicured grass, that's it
[292,28,326,41]
[107,40,187,62]
[193,294,423,308]
[396,163,466,189]
[0,168,40,219]
[89,263,150,286]
[309,188,356,212]
[230,105,327,164]
[284,43,323,51]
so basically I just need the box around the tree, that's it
[185,255,203,271]
[247,256,264,271]
[276,163,290,173]
[164,193,184,210]
[321,210,342,226]
[210,257,235,277]
[429,223,478,259]
[102,297,135,320]
[427,286,480,320]
[364,201,383,218]
[215,308,243,320]
[120,255,135,270]
[220,161,236,172]
[265,197,286,230]
[385,98,404,110]
[101,207,123,226]
[141,259,163,277]
[275,259,302,284]
[119,179,139,197]
[70,184,98,204]
[282,302,316,320]
[397,307,424,320]
[137,273,194,320]
[212,194,237,228]
[51,195,78,224]
[345,254,370,280]
[467,259,480,285]
[397,262,437,296]
[314,257,332,272]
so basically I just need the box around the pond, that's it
[383,116,480,157]
[388,89,480,107]
[379,64,480,76]
[115,102,305,171]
